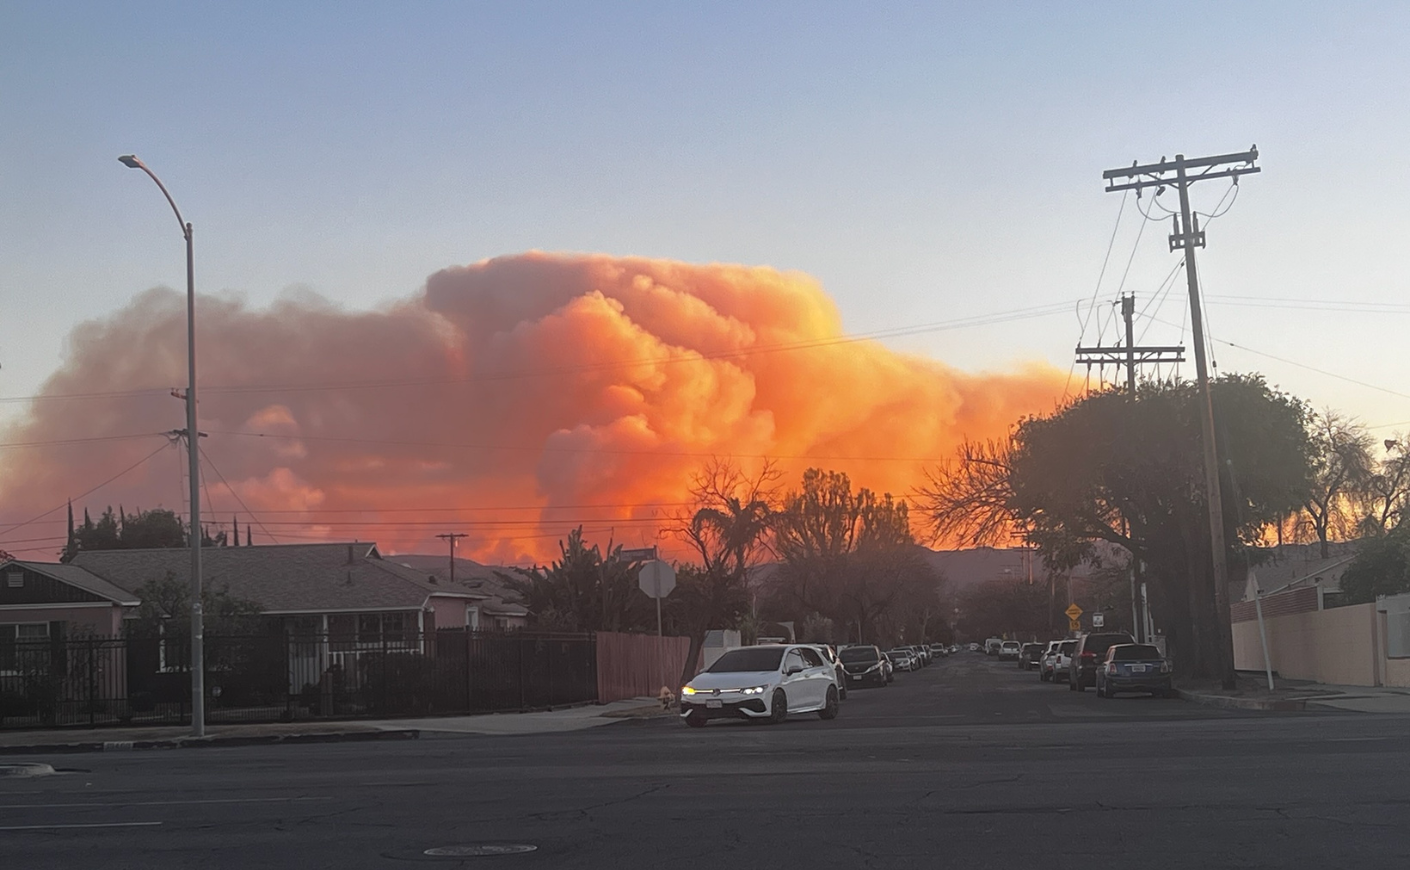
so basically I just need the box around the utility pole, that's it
[1075,293,1184,388]
[436,533,468,584]
[1102,147,1260,689]
[1076,295,1181,645]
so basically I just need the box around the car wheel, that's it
[1074,677,1085,692]
[1040,670,1050,682]
[683,711,707,728]
[768,689,788,724]
[818,686,840,720]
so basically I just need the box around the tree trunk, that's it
[677,631,705,693]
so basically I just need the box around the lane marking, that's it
[0,796,329,810]
[0,821,163,832]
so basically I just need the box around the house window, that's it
[328,615,357,652]
[6,570,22,588]
[466,607,480,630]
[0,622,49,673]
[357,613,382,644]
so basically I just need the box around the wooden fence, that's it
[595,631,694,703]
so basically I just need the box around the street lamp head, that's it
[118,154,143,169]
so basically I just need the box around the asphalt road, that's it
[5,653,1410,869]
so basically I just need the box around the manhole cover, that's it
[424,844,537,857]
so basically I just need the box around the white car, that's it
[680,644,840,728]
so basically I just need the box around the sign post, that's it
[1065,603,1084,634]
[638,560,677,636]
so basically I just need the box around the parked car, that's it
[1096,643,1173,698]
[838,644,890,688]
[886,648,918,672]
[804,643,848,701]
[998,640,1021,661]
[1037,640,1063,681]
[1048,639,1077,683]
[1019,642,1045,670]
[1068,631,1137,691]
[680,644,840,727]
[929,643,947,658]
[910,645,931,666]
[985,637,1003,656]
[968,642,980,652]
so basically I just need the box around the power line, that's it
[197,445,281,544]
[0,442,173,540]
[0,432,168,450]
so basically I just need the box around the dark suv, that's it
[1068,631,1135,691]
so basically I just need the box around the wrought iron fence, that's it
[0,629,597,730]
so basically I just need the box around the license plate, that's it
[1129,664,1146,673]
[705,700,723,709]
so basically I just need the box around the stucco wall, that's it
[427,597,479,631]
[1384,656,1410,688]
[1233,602,1378,686]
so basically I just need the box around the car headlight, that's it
[740,685,767,695]
[681,686,697,696]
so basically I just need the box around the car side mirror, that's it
[785,665,803,675]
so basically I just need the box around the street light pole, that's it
[119,155,204,737]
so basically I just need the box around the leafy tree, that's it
[954,578,1053,642]
[666,459,778,689]
[65,506,188,561]
[917,375,1312,682]
[129,571,266,637]
[1339,524,1410,604]
[770,468,940,646]
[505,528,654,633]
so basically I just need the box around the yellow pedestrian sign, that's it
[1065,603,1083,621]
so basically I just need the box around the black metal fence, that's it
[0,629,597,731]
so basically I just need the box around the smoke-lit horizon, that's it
[0,252,1065,564]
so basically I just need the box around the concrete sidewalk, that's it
[0,698,664,753]
[361,697,667,735]
[1176,674,1410,713]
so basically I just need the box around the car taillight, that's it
[1081,651,1095,660]
[1105,663,1117,674]
[1160,662,1171,673]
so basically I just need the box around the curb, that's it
[1174,689,1306,712]
[0,728,419,756]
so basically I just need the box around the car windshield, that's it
[839,647,878,663]
[707,648,784,673]
[1112,644,1162,660]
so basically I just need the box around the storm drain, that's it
[423,844,538,857]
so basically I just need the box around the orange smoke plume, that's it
[0,253,1064,563]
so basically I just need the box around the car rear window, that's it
[1059,641,1077,654]
[1111,644,1162,660]
[840,647,879,663]
[1083,634,1135,655]
[707,648,784,673]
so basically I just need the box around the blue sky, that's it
[4,1,1410,432]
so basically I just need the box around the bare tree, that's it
[914,437,1020,548]
[1357,434,1410,536]
[1301,411,1374,557]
